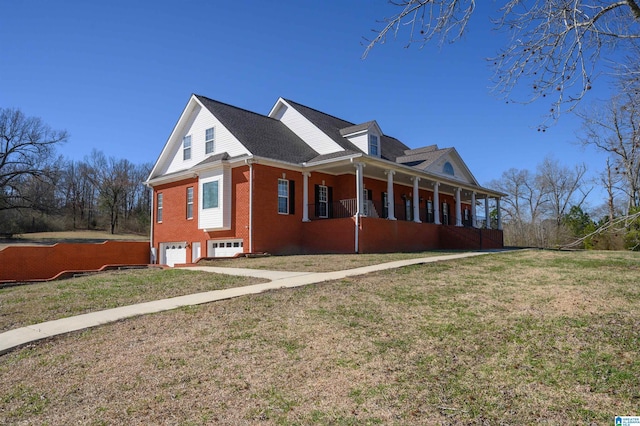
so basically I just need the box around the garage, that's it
[161,242,187,267]
[207,239,244,258]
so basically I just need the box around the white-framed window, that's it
[203,181,219,209]
[442,202,449,225]
[183,135,192,160]
[186,187,194,219]
[157,193,163,222]
[443,161,454,175]
[205,127,215,154]
[369,135,379,156]
[405,198,412,221]
[278,179,289,214]
[318,185,328,218]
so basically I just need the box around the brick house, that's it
[146,94,504,266]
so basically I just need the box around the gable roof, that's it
[339,120,380,136]
[396,146,451,169]
[195,95,319,164]
[282,99,410,162]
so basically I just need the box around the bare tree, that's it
[491,157,589,246]
[537,157,590,228]
[86,150,134,234]
[364,1,640,120]
[490,167,549,245]
[0,108,68,210]
[578,94,640,210]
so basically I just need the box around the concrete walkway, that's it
[0,251,491,355]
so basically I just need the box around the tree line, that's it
[0,108,152,236]
[490,90,640,250]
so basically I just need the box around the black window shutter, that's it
[289,180,295,215]
[328,186,333,218]
[314,184,320,218]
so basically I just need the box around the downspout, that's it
[145,183,155,264]
[246,159,255,253]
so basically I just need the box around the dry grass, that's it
[1,250,639,424]
[0,269,265,332]
[0,230,148,250]
[200,251,453,272]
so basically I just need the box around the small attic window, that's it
[443,162,454,176]
[369,135,379,156]
[183,135,192,161]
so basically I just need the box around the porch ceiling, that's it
[304,159,494,201]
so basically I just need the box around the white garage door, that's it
[162,242,187,267]
[207,239,243,258]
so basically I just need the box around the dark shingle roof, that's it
[283,99,410,162]
[339,121,377,136]
[195,95,319,164]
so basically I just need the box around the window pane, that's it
[443,162,454,175]
[278,197,288,213]
[278,180,288,196]
[369,135,379,156]
[318,185,328,217]
[186,187,194,219]
[278,179,288,213]
[205,128,215,154]
[203,181,219,209]
[183,135,191,160]
[157,193,163,222]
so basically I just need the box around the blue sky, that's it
[1,1,613,208]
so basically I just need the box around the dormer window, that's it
[183,135,192,161]
[443,162,454,176]
[369,135,379,156]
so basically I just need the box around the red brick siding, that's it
[0,241,150,282]
[251,164,304,254]
[152,165,499,258]
[300,217,356,254]
[359,218,440,253]
[154,177,201,261]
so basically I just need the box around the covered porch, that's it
[297,156,504,253]
[300,156,503,228]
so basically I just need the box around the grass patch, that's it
[0,268,265,331]
[199,251,455,272]
[0,249,639,424]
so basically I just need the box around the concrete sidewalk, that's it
[0,251,490,355]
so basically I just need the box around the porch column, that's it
[412,177,421,223]
[302,172,310,222]
[385,170,396,220]
[485,197,491,229]
[433,182,441,224]
[455,187,462,227]
[471,191,477,228]
[355,162,364,216]
[497,198,503,230]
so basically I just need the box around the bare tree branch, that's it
[364,1,640,121]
